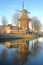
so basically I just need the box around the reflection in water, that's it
[0,48,7,65]
[17,40,31,64]
[31,39,41,57]
[5,40,31,64]
[11,50,21,65]
[0,39,42,65]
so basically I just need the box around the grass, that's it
[0,33,39,42]
[12,34,38,40]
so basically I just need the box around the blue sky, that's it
[0,0,43,29]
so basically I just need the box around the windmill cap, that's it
[23,9,30,14]
[23,9,27,12]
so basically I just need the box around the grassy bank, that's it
[0,33,38,42]
[11,33,38,40]
[0,34,23,42]
[13,34,34,40]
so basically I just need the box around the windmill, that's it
[15,1,30,14]
[14,1,31,31]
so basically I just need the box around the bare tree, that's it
[31,16,41,33]
[2,16,8,25]
[12,11,21,27]
[2,16,8,33]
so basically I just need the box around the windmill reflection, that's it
[4,40,31,64]
[4,39,41,64]
[17,40,31,64]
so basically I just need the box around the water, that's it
[0,38,43,65]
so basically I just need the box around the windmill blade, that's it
[27,11,30,14]
[14,9,22,12]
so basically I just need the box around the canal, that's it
[0,38,43,65]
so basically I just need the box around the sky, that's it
[0,0,43,30]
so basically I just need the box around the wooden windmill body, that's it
[18,9,31,30]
